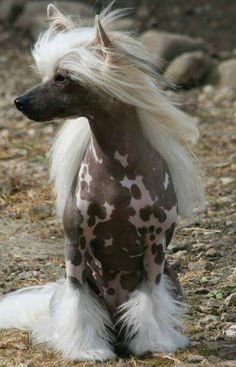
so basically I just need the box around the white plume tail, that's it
[0,280,115,361]
[0,283,57,330]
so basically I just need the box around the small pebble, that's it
[224,293,236,307]
[188,354,205,363]
[225,324,236,337]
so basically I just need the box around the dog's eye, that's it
[54,73,68,82]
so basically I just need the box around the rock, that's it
[188,260,213,271]
[194,288,210,295]
[199,298,218,313]
[165,51,213,88]
[221,313,236,322]
[225,324,236,337]
[212,59,236,90]
[219,177,234,185]
[18,271,35,280]
[192,242,206,252]
[202,84,215,97]
[140,30,207,69]
[205,248,222,258]
[224,293,236,307]
[199,315,218,324]
[172,250,188,260]
[14,1,93,38]
[168,242,188,253]
[188,354,205,363]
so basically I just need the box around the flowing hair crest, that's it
[33,5,205,220]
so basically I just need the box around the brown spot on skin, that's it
[153,206,167,223]
[163,178,177,211]
[80,236,86,250]
[107,287,116,295]
[92,220,143,274]
[149,226,154,233]
[156,227,162,235]
[149,234,155,241]
[151,243,158,255]
[131,184,141,200]
[155,244,164,265]
[63,195,83,240]
[165,223,176,246]
[65,245,82,266]
[140,205,152,221]
[155,273,162,284]
[88,216,96,227]
[88,203,106,220]
[126,170,136,180]
[68,276,81,288]
[114,186,131,209]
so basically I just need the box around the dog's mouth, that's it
[14,99,80,124]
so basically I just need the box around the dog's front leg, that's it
[47,194,115,362]
[118,233,187,356]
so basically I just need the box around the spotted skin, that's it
[62,106,180,317]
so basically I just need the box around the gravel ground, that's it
[0,15,236,367]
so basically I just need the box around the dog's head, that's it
[14,4,118,122]
[14,4,159,123]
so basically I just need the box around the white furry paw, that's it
[117,276,188,355]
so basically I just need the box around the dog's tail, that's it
[0,283,57,331]
[0,280,115,361]
[49,117,91,219]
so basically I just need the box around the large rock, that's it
[14,1,94,38]
[212,59,236,90]
[140,30,207,69]
[165,51,214,88]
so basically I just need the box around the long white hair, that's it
[32,4,205,220]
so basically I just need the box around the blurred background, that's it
[0,1,235,366]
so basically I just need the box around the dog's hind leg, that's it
[34,194,116,362]
[118,232,187,356]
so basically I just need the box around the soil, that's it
[0,1,235,366]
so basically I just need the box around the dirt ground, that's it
[0,2,236,367]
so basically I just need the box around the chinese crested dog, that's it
[0,3,205,361]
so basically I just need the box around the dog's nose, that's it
[14,97,24,111]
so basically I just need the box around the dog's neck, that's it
[87,103,146,162]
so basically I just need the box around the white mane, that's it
[33,7,205,220]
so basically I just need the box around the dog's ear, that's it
[47,4,74,31]
[93,15,113,60]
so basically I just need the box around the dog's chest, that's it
[75,153,177,250]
